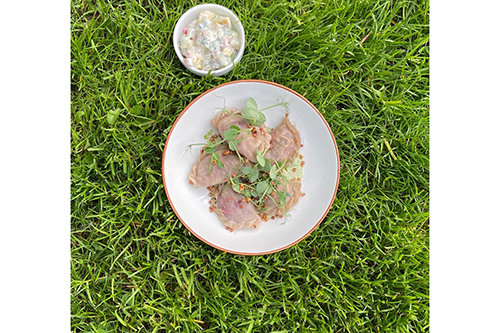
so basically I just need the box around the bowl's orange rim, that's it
[161,79,340,255]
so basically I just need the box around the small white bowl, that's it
[173,4,245,77]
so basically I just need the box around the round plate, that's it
[162,80,340,255]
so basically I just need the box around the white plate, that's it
[162,80,339,255]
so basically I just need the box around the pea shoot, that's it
[197,97,288,174]
[229,151,292,215]
[241,97,289,126]
[191,97,295,215]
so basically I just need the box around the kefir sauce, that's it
[179,10,241,71]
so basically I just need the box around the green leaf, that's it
[241,166,254,175]
[242,98,266,126]
[204,144,216,154]
[228,139,239,151]
[223,125,241,141]
[248,167,259,182]
[270,165,277,179]
[262,159,271,173]
[243,188,252,197]
[223,125,241,151]
[246,97,258,112]
[256,150,266,167]
[107,109,121,125]
[232,183,241,193]
[241,108,256,124]
[255,112,266,125]
[256,180,269,194]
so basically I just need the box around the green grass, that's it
[71,0,429,331]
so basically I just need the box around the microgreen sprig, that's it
[230,150,291,215]
[192,97,289,175]
[222,125,243,151]
[241,97,289,126]
[200,126,246,174]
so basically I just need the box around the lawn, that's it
[71,0,429,332]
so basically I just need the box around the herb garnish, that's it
[198,126,245,174]
[241,98,266,126]
[193,97,289,176]
[229,151,293,216]
[240,97,289,126]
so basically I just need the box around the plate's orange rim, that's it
[161,79,340,255]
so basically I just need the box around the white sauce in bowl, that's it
[179,10,241,71]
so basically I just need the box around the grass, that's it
[71,0,429,332]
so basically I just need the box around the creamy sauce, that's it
[283,156,304,180]
[179,10,241,71]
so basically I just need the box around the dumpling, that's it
[265,117,301,164]
[262,180,302,218]
[211,185,262,230]
[188,144,241,188]
[211,109,271,163]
